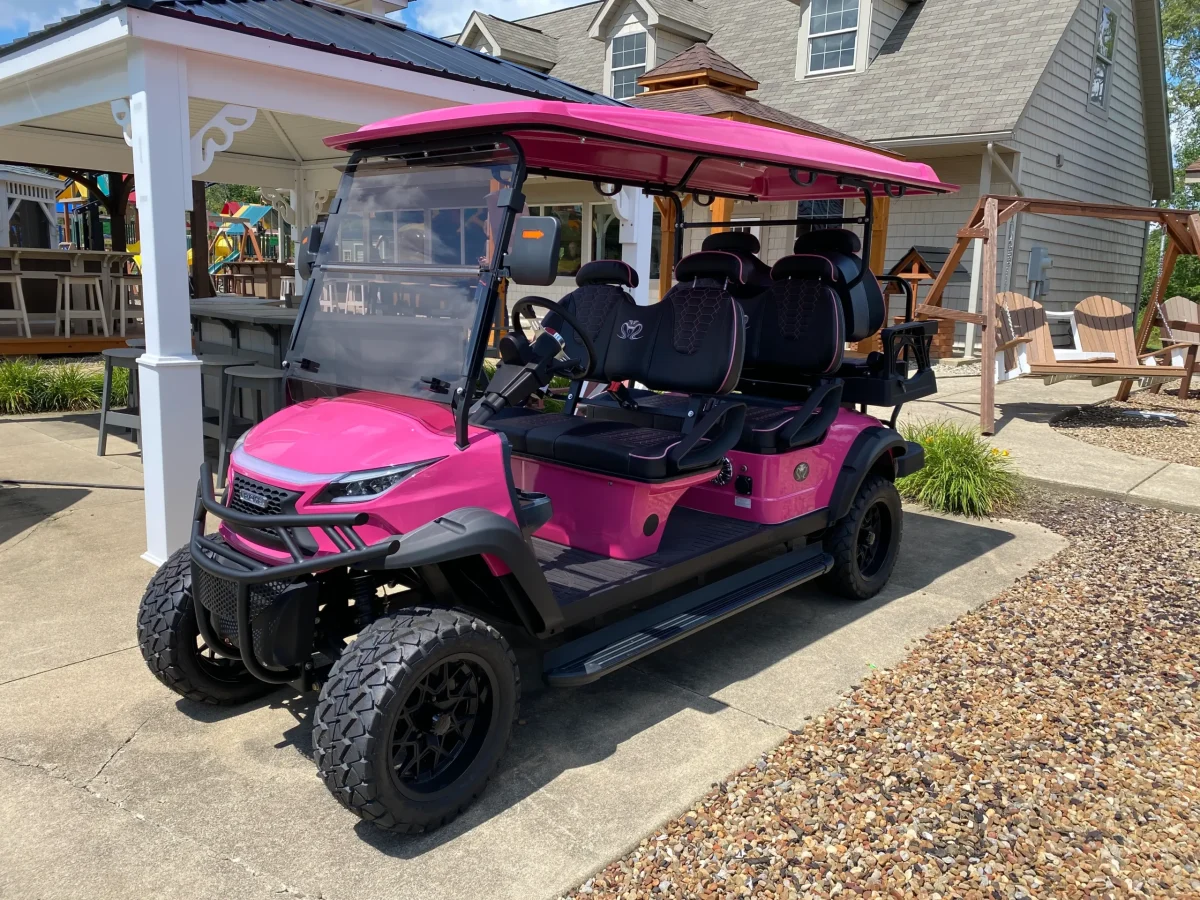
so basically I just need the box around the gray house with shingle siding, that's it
[452,0,1171,348]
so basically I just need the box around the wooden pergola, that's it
[924,195,1200,433]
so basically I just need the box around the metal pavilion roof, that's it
[0,0,621,106]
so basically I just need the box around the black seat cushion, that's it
[486,410,576,453]
[535,420,693,480]
[793,229,885,341]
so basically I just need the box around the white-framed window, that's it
[807,0,860,74]
[1090,5,1117,107]
[730,218,762,241]
[610,31,647,99]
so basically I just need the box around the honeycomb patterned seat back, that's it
[544,260,640,376]
[793,229,884,342]
[740,254,846,382]
[590,252,745,396]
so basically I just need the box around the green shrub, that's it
[897,419,1018,517]
[0,357,127,415]
[0,358,47,415]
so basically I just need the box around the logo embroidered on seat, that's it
[617,320,643,340]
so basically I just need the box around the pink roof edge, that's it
[325,100,956,199]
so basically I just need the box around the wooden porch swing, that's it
[921,195,1200,433]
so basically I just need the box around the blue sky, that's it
[0,1,583,47]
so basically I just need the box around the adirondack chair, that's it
[994,293,1194,398]
[1158,296,1199,397]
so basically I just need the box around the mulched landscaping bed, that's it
[565,493,1200,899]
[1050,383,1199,468]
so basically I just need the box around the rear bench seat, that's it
[486,259,746,481]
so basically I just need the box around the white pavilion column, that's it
[127,41,204,565]
[616,187,654,305]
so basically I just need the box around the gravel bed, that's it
[1050,383,1200,468]
[565,494,1200,899]
[932,361,982,378]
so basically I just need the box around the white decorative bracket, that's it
[111,99,133,147]
[111,100,257,180]
[191,105,257,177]
[260,188,296,227]
[613,185,646,243]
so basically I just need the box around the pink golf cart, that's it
[136,101,954,832]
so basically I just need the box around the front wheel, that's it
[136,545,278,705]
[822,474,903,600]
[312,607,520,833]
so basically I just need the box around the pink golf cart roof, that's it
[326,101,956,202]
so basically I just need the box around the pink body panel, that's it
[680,409,880,524]
[510,456,715,560]
[219,395,516,573]
[326,101,956,202]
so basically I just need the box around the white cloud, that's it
[0,0,96,35]
[398,0,585,39]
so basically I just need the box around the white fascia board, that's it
[0,10,129,84]
[128,10,525,112]
[460,13,500,55]
[0,48,129,128]
[589,0,656,40]
[872,131,1014,149]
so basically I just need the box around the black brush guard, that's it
[190,463,399,684]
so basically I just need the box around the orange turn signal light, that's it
[522,230,545,239]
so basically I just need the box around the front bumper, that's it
[190,463,399,684]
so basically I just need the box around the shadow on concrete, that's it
[993,401,1084,431]
[0,484,91,544]
[168,510,1016,857]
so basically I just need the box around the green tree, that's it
[1142,0,1200,305]
[205,183,262,214]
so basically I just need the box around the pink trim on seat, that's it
[717,299,744,394]
[771,254,839,282]
[675,250,746,285]
[629,440,681,460]
[824,289,844,374]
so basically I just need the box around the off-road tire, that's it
[822,474,903,600]
[136,543,276,705]
[313,607,520,833]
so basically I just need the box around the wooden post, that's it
[709,197,734,234]
[1116,231,1180,401]
[655,196,676,300]
[869,195,890,275]
[190,181,211,298]
[980,198,999,434]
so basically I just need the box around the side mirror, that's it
[297,222,324,281]
[504,216,561,286]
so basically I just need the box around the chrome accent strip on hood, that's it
[230,447,348,487]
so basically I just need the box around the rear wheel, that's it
[313,607,519,833]
[822,474,902,600]
[136,544,277,705]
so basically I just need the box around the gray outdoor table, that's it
[190,299,300,367]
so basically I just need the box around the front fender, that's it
[368,507,560,632]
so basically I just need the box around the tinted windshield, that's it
[287,145,518,402]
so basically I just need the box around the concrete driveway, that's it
[0,413,1065,900]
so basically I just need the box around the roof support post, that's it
[127,40,204,565]
[614,186,654,305]
[964,150,994,359]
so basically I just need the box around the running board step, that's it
[543,545,833,687]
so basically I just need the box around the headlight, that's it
[314,459,442,504]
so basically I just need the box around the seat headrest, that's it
[674,250,745,285]
[576,259,639,289]
[793,228,861,256]
[771,254,840,282]
[703,230,761,255]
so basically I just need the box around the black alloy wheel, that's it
[390,655,496,799]
[822,474,903,600]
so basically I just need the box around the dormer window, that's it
[808,0,859,74]
[611,31,648,99]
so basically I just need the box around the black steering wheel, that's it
[509,297,597,380]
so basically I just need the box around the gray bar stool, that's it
[97,347,142,456]
[218,364,285,487]
[198,353,251,487]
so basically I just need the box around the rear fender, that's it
[366,506,561,634]
[828,427,912,522]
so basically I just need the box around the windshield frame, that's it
[286,134,527,449]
